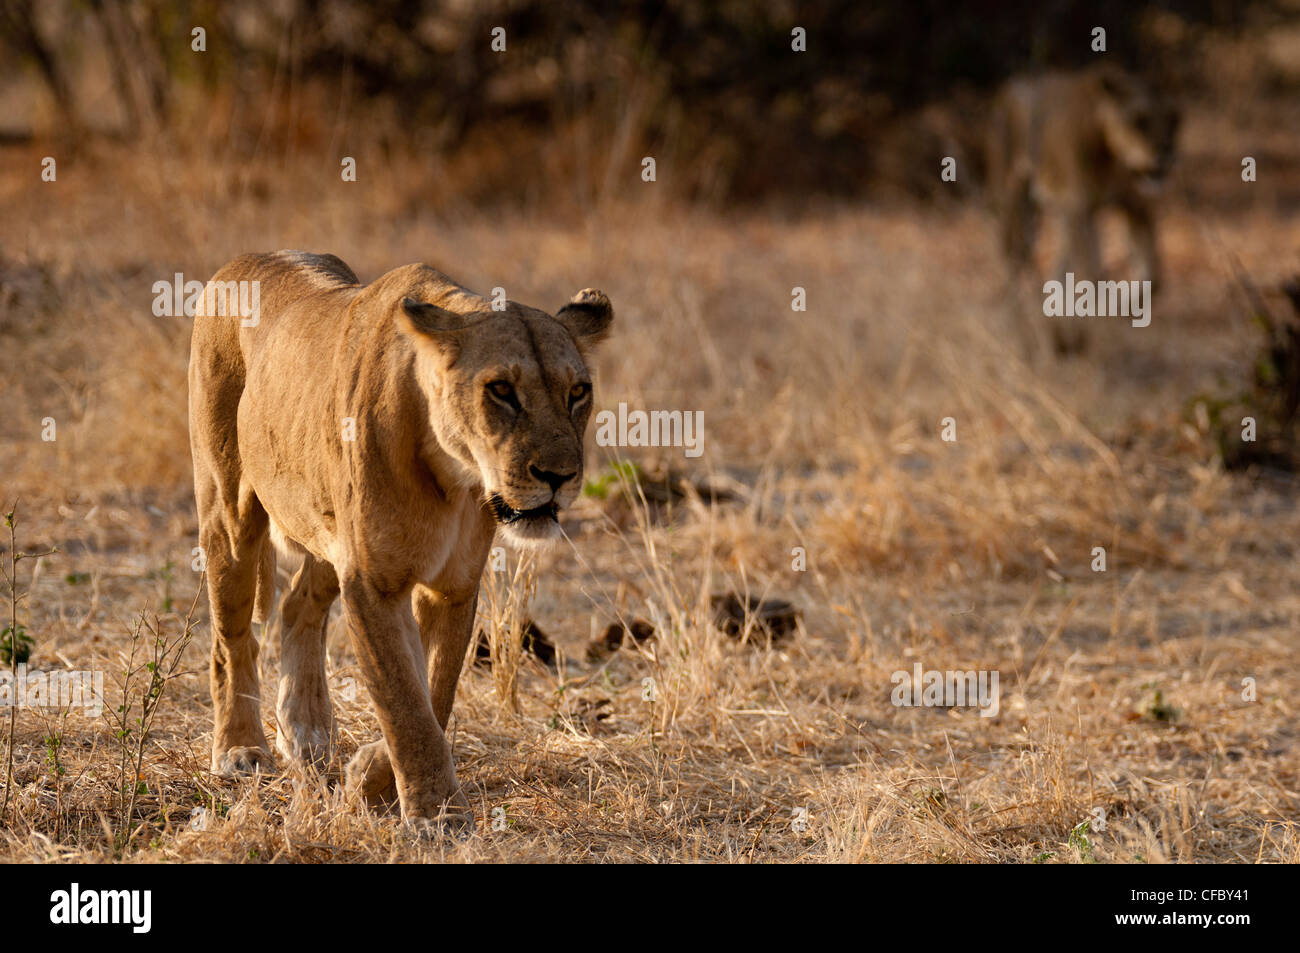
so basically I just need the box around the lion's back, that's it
[188,251,363,462]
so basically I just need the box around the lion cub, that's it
[986,64,1179,354]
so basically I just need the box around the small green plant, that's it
[147,558,176,613]
[582,460,642,499]
[0,622,32,665]
[38,710,72,841]
[1140,685,1179,723]
[1069,820,1096,863]
[43,732,64,777]
[105,590,202,855]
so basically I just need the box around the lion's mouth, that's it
[488,495,559,525]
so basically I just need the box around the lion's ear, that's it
[556,289,614,350]
[400,296,471,336]
[1096,98,1158,173]
[1094,64,1127,99]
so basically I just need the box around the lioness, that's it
[986,64,1179,353]
[188,250,612,826]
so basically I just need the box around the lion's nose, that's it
[529,465,576,494]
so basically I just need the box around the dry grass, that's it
[1,90,1299,863]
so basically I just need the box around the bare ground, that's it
[1,95,1298,862]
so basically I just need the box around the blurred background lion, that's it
[987,64,1181,355]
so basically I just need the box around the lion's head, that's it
[1093,66,1181,190]
[399,281,613,547]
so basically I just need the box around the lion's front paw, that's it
[404,790,474,842]
[275,723,333,772]
[213,745,275,778]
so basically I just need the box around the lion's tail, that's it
[251,535,276,625]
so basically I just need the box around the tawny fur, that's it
[188,250,612,826]
[985,65,1179,355]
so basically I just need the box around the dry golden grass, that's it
[1,92,1299,862]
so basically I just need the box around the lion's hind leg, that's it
[344,739,398,810]
[196,478,274,777]
[190,273,275,778]
[274,552,339,770]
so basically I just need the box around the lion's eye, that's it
[487,380,520,410]
[569,382,590,409]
